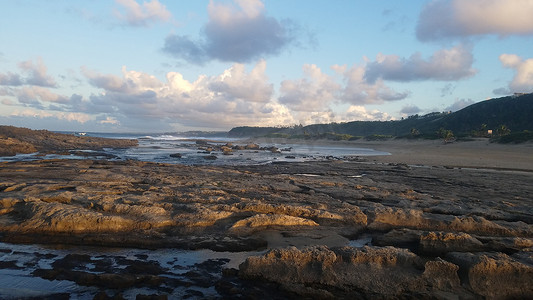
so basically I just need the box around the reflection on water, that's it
[348,234,373,247]
[0,242,265,299]
[0,234,373,298]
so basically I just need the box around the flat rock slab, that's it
[1,159,532,298]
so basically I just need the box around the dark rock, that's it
[135,294,167,300]
[245,143,260,150]
[183,290,204,298]
[52,253,93,270]
[124,260,167,275]
[268,147,280,153]
[0,260,23,269]
[135,254,149,260]
[93,291,125,300]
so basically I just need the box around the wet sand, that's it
[357,138,533,171]
[252,137,533,171]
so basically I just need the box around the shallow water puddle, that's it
[0,234,373,299]
[348,234,373,247]
[0,242,263,299]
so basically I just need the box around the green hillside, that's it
[228,94,533,140]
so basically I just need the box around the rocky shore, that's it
[0,126,138,156]
[1,156,532,298]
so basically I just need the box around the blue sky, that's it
[1,0,532,132]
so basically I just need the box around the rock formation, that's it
[240,245,471,298]
[0,158,532,298]
[0,125,137,156]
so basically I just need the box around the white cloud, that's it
[15,57,57,87]
[3,60,413,130]
[11,109,93,124]
[284,105,393,126]
[2,98,15,106]
[208,60,273,102]
[335,64,409,105]
[0,57,57,88]
[295,111,338,126]
[345,106,393,121]
[80,62,400,129]
[81,61,290,129]
[82,67,128,92]
[0,72,23,86]
[98,116,120,125]
[0,57,57,87]
[365,44,476,82]
[417,0,533,41]
[500,54,523,68]
[17,86,69,104]
[210,0,264,23]
[499,54,533,92]
[114,0,171,27]
[279,64,340,111]
[163,0,297,63]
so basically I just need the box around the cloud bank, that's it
[279,64,340,111]
[163,0,296,63]
[5,63,403,131]
[417,0,533,41]
[364,45,476,82]
[334,64,410,105]
[81,61,289,129]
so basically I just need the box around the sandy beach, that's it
[252,137,533,171]
[360,138,533,171]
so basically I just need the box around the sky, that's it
[1,0,533,133]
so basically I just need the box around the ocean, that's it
[0,132,390,164]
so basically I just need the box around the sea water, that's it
[0,132,389,164]
[0,241,265,299]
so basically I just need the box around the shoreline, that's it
[1,138,532,298]
[248,137,533,171]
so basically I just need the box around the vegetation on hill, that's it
[228,94,533,143]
